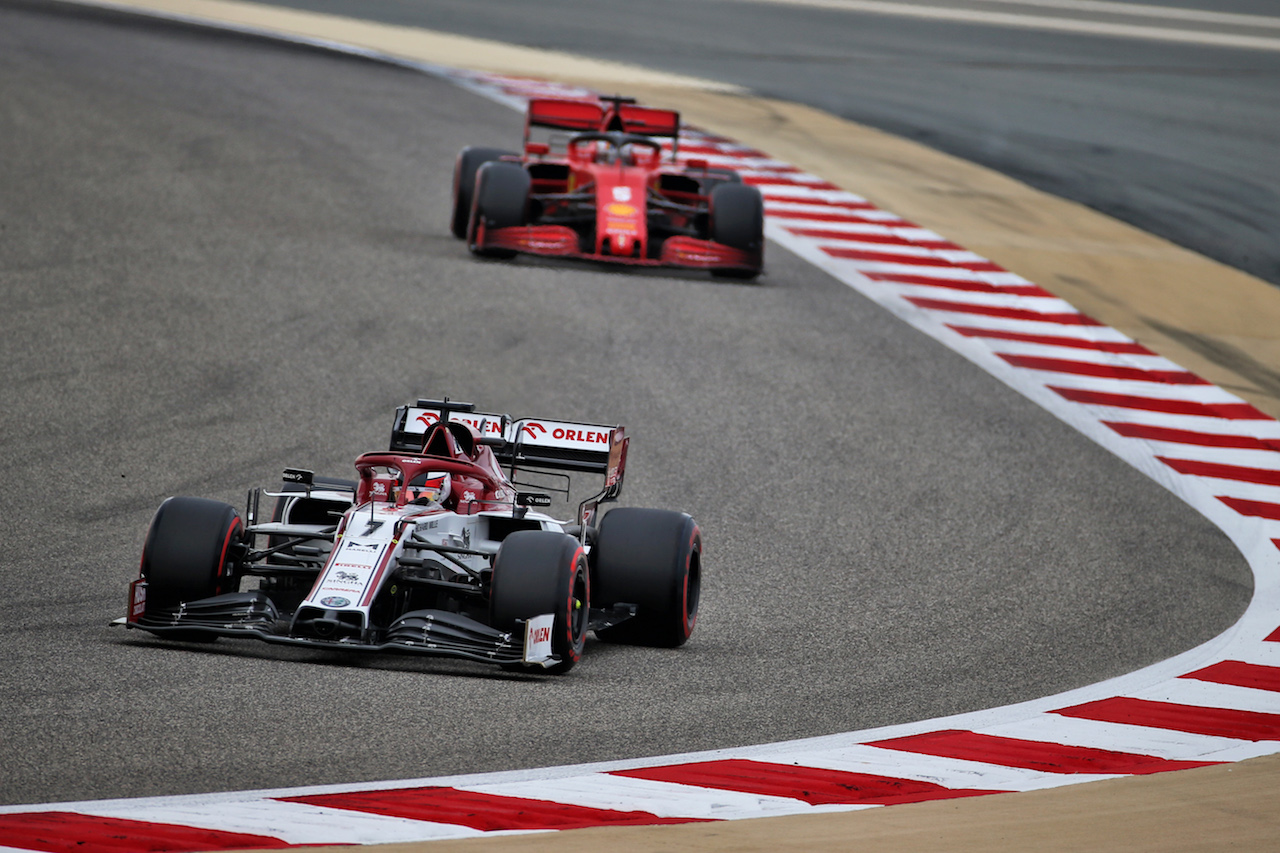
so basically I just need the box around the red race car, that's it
[451,95,764,279]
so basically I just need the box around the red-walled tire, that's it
[593,508,701,648]
[490,531,589,674]
[140,497,243,637]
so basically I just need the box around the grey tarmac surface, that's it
[251,0,1280,288]
[0,2,1253,806]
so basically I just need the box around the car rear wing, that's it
[524,96,681,157]
[611,104,681,138]
[526,98,607,133]
[389,400,628,483]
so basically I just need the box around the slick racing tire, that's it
[593,508,701,648]
[709,182,764,280]
[490,531,589,675]
[468,161,531,259]
[140,497,244,637]
[699,166,743,195]
[451,146,516,239]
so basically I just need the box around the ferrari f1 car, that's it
[451,95,764,278]
[119,399,702,674]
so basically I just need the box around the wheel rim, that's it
[569,562,588,648]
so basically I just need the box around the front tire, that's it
[593,508,701,648]
[490,531,589,674]
[451,146,516,238]
[467,161,531,259]
[140,497,244,636]
[709,182,764,280]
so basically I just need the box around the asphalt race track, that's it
[0,2,1254,806]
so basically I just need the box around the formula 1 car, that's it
[119,399,702,674]
[451,95,764,279]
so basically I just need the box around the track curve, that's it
[0,1,1251,807]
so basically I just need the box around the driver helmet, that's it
[406,471,452,505]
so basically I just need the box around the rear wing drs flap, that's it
[526,98,680,137]
[524,97,681,160]
[388,402,628,489]
[526,98,606,133]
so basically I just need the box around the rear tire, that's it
[699,166,743,195]
[140,497,244,638]
[593,508,701,648]
[490,531,589,674]
[451,146,516,238]
[468,161,532,259]
[709,182,764,280]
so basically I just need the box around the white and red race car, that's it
[119,399,702,674]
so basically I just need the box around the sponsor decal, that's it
[347,542,379,552]
[320,596,350,608]
[605,202,637,218]
[455,415,504,435]
[129,579,147,621]
[552,427,609,444]
[606,428,627,488]
[410,410,615,451]
[612,186,632,202]
[333,571,361,583]
[523,613,555,664]
[408,410,614,449]
[605,218,639,236]
[411,410,504,436]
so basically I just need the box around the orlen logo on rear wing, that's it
[404,408,508,439]
[504,419,628,485]
[401,408,614,452]
[510,419,613,452]
[389,404,625,478]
